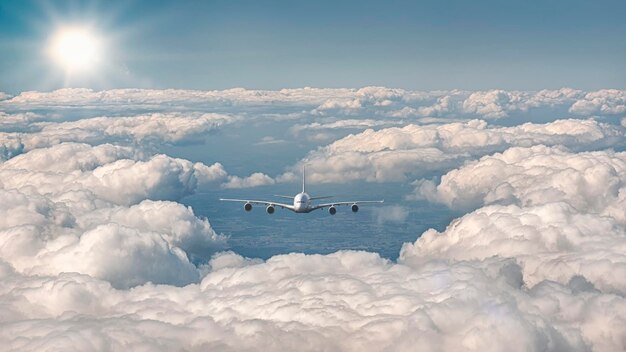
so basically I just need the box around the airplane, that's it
[220,167,384,214]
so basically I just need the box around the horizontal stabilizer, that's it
[311,196,333,200]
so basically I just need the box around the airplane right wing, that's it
[311,200,384,211]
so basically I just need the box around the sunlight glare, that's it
[49,27,101,72]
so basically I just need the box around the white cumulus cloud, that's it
[222,172,276,189]
[400,202,626,294]
[0,143,228,288]
[413,146,626,224]
[569,89,626,116]
[0,112,235,159]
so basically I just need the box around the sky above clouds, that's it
[1,1,626,351]
[1,0,626,92]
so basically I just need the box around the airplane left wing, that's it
[219,198,295,211]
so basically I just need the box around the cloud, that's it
[0,143,224,205]
[193,161,229,184]
[1,142,139,173]
[462,90,519,119]
[569,89,626,116]
[0,112,235,158]
[460,88,584,119]
[404,144,626,298]
[0,143,229,288]
[413,146,626,224]
[0,111,45,130]
[400,202,626,294]
[222,172,276,189]
[42,223,201,288]
[390,94,460,118]
[284,119,625,184]
[0,188,227,289]
[290,119,404,135]
[84,200,227,262]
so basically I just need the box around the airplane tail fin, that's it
[302,165,306,193]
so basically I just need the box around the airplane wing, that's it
[312,200,384,211]
[219,198,295,211]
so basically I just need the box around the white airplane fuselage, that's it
[293,192,311,213]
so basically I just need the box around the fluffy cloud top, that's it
[400,202,626,294]
[414,146,626,224]
[0,188,225,289]
[460,88,584,119]
[404,145,626,300]
[0,143,228,288]
[569,89,626,115]
[0,112,234,159]
[0,143,226,205]
[0,250,623,351]
[222,172,276,189]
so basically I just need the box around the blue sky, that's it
[1,0,625,93]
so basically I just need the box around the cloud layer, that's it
[1,249,624,351]
[1,142,624,351]
[285,119,625,184]
[4,87,625,122]
[0,112,234,159]
[1,87,625,351]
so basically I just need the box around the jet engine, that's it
[244,203,252,211]
[351,204,359,212]
[328,206,337,215]
[266,205,275,214]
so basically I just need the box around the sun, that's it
[48,26,102,73]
